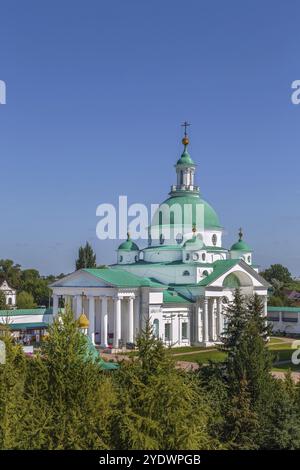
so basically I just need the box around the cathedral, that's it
[51,129,269,348]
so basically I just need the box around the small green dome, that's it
[230,240,252,252]
[118,233,139,251]
[183,236,204,250]
[176,150,194,166]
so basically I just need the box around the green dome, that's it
[118,237,139,251]
[153,194,221,230]
[230,240,252,252]
[176,150,195,166]
[183,236,204,250]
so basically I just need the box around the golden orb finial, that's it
[182,136,189,146]
[181,121,190,148]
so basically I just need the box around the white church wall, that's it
[203,230,223,247]
[149,292,163,304]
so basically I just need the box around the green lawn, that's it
[268,337,285,344]
[167,345,211,354]
[124,337,300,370]
[171,337,300,369]
[173,350,226,364]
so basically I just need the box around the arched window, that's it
[202,253,206,261]
[159,211,163,226]
[186,253,190,261]
[159,234,165,245]
[212,234,217,246]
[183,270,190,276]
[8,297,12,305]
[153,319,159,338]
[176,233,183,244]
[203,270,209,277]
[119,255,123,263]
[223,273,241,288]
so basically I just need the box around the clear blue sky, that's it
[0,0,300,276]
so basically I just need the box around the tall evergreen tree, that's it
[75,242,97,270]
[224,378,260,450]
[38,306,115,449]
[113,321,217,450]
[0,337,26,449]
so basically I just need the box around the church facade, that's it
[51,131,269,348]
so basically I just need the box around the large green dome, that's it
[153,194,221,230]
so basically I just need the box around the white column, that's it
[76,295,82,319]
[128,297,134,344]
[211,298,216,341]
[113,297,121,348]
[88,296,95,345]
[203,298,209,343]
[196,304,201,343]
[101,296,108,347]
[264,296,268,317]
[217,297,223,337]
[53,294,59,317]
[134,297,140,340]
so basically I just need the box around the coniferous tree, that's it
[0,291,7,310]
[219,289,248,357]
[38,306,115,449]
[75,242,97,270]
[262,373,300,449]
[0,337,26,449]
[113,320,217,450]
[224,378,260,450]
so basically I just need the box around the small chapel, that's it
[51,127,269,348]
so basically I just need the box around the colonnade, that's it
[52,293,138,348]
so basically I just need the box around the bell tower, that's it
[170,122,200,196]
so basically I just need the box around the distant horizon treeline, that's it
[0,241,102,309]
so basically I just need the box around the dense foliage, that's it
[75,242,97,270]
[0,293,300,450]
[260,263,300,306]
[0,259,63,308]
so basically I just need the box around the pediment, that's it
[50,270,113,288]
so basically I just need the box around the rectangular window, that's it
[181,322,188,340]
[164,323,171,341]
[267,313,280,322]
[282,312,298,323]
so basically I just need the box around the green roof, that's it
[84,335,119,370]
[84,268,163,288]
[0,308,53,317]
[230,240,252,252]
[163,289,193,304]
[7,322,48,330]
[198,259,240,286]
[176,149,195,166]
[268,306,300,312]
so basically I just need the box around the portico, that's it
[52,283,139,348]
